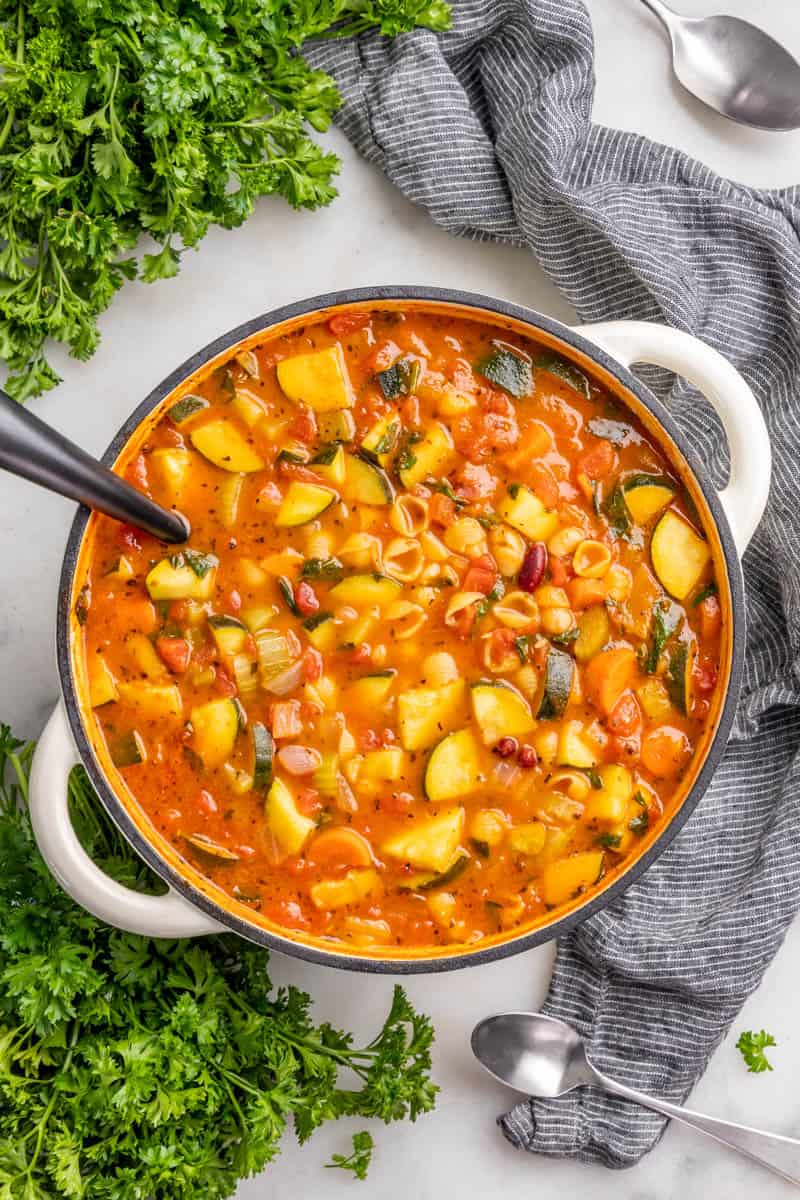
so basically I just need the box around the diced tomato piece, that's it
[611,733,641,762]
[196,789,217,815]
[263,898,309,929]
[225,588,242,613]
[400,394,420,427]
[156,636,191,674]
[463,554,498,595]
[328,311,371,337]
[579,439,617,480]
[169,599,190,625]
[287,404,317,443]
[528,461,560,509]
[258,481,282,506]
[607,691,642,737]
[277,460,320,482]
[349,643,372,665]
[130,453,149,493]
[294,580,319,616]
[483,408,520,451]
[118,524,143,551]
[451,601,478,638]
[380,727,396,746]
[450,358,475,391]
[455,462,496,502]
[359,729,381,753]
[302,646,323,682]
[699,594,722,640]
[270,699,303,740]
[533,638,550,669]
[380,791,414,815]
[548,556,571,587]
[429,492,457,527]
[484,391,515,417]
[694,657,719,694]
[213,666,237,697]
[295,786,322,816]
[367,339,402,372]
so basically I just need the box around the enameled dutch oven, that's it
[28,287,771,973]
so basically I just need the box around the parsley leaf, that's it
[326,1131,374,1180]
[0,1,451,400]
[736,1030,777,1073]
[301,556,344,581]
[644,600,682,673]
[0,724,438,1195]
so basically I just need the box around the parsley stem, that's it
[0,4,24,154]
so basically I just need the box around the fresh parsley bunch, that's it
[0,727,437,1196]
[0,0,450,401]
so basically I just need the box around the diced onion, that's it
[263,660,303,696]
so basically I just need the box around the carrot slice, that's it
[310,827,374,868]
[641,726,691,778]
[584,647,638,716]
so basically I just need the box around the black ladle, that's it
[0,389,189,544]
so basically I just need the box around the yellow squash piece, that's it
[650,509,711,600]
[128,633,167,679]
[360,746,406,782]
[310,868,383,910]
[556,720,599,768]
[328,573,401,609]
[583,764,633,825]
[190,698,242,768]
[397,679,467,752]
[499,485,559,542]
[541,851,605,906]
[150,448,192,502]
[145,558,216,601]
[190,419,265,473]
[470,681,534,746]
[398,422,456,488]
[276,344,355,412]
[275,481,337,527]
[346,671,397,713]
[382,807,465,874]
[623,475,676,524]
[266,777,316,857]
[424,729,481,802]
[88,656,119,707]
[117,681,183,720]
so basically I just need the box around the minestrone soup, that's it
[75,305,727,954]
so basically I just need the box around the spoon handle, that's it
[638,0,676,34]
[592,1065,800,1186]
[0,390,189,544]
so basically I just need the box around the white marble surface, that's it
[2,0,799,1195]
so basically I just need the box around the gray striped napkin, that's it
[307,0,800,1168]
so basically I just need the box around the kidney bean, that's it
[517,744,538,769]
[518,542,547,592]
[493,736,518,758]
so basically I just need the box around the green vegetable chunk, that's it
[0,1,452,401]
[477,343,532,398]
[0,724,439,1194]
[736,1029,776,1073]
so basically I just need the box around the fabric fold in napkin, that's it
[306,0,800,1169]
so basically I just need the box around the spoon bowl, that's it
[642,1,800,131]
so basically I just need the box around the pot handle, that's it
[571,321,771,553]
[29,704,225,937]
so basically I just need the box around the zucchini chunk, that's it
[397,679,467,752]
[650,509,711,600]
[541,851,605,906]
[266,777,316,857]
[499,485,559,542]
[190,697,243,768]
[117,681,183,720]
[424,729,481,803]
[361,414,402,463]
[303,611,337,651]
[382,806,465,874]
[128,633,166,679]
[104,556,134,581]
[88,656,119,707]
[231,389,267,428]
[208,614,249,658]
[574,605,610,663]
[275,481,337,527]
[666,638,695,715]
[537,647,574,719]
[470,680,534,746]
[309,443,346,487]
[343,453,394,505]
[360,746,406,782]
[182,833,240,862]
[190,419,265,473]
[346,670,397,712]
[328,573,402,609]
[251,721,274,790]
[477,343,532,399]
[398,422,456,488]
[583,764,633,825]
[146,556,217,601]
[401,851,470,892]
[168,394,208,424]
[623,474,676,524]
[276,344,354,412]
[217,473,245,529]
[310,868,382,910]
[110,729,147,767]
[318,409,356,442]
[150,448,192,501]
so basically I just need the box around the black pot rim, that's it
[56,285,746,974]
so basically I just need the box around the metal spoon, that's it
[473,1012,800,1185]
[640,0,800,131]
[0,389,189,543]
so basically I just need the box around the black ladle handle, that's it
[0,389,190,544]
